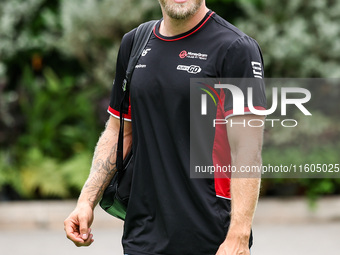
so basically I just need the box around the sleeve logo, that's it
[251,61,263,79]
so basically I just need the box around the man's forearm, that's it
[224,115,264,246]
[228,152,261,237]
[229,177,261,235]
[77,127,119,209]
[77,117,132,210]
[215,148,262,255]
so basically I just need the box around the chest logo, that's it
[142,48,151,57]
[135,64,146,69]
[177,65,202,74]
[179,50,208,61]
[179,50,188,58]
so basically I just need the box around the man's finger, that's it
[75,234,94,247]
[64,222,83,243]
[64,217,85,241]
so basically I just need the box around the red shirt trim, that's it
[108,106,132,121]
[224,106,266,119]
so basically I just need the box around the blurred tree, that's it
[234,0,340,201]
[206,0,261,21]
[57,0,160,88]
[0,0,160,199]
[235,0,340,78]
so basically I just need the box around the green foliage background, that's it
[0,0,339,200]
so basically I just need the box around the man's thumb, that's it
[79,216,89,240]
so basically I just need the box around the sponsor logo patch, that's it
[179,50,208,61]
[179,50,188,59]
[135,64,146,69]
[142,48,151,57]
[177,65,202,74]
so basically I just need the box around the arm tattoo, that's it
[83,138,118,207]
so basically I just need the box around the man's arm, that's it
[64,116,132,247]
[216,115,264,255]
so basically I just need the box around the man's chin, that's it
[168,12,193,20]
[166,7,197,20]
[159,0,203,20]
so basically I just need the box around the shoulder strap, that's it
[124,20,157,90]
[116,20,157,173]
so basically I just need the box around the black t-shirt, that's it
[108,10,266,255]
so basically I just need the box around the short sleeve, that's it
[107,29,136,121]
[221,36,267,119]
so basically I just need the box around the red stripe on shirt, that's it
[224,106,266,119]
[108,106,132,121]
[213,88,231,199]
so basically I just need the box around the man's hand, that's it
[64,204,94,247]
[215,228,250,255]
[216,239,250,255]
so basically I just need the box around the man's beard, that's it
[158,0,204,20]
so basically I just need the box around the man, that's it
[64,0,266,254]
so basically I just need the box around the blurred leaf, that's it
[60,151,92,191]
[18,148,69,198]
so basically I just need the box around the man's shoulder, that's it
[120,20,159,48]
[209,12,260,52]
[121,28,137,47]
[210,12,247,38]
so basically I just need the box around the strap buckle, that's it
[122,79,127,92]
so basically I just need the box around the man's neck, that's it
[159,5,209,37]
